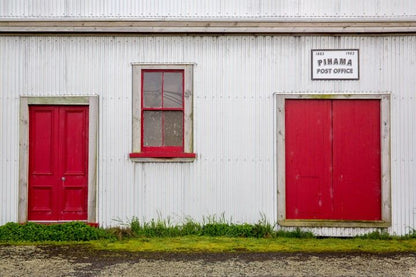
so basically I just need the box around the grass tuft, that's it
[0,222,112,242]
[357,229,393,240]
[275,228,314,238]
[124,217,310,239]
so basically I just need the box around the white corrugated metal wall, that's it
[0,0,415,20]
[1,35,416,236]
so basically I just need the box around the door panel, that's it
[30,187,53,214]
[29,107,59,220]
[285,100,332,219]
[59,107,89,220]
[29,105,89,221]
[31,109,56,175]
[332,100,381,220]
[62,109,88,174]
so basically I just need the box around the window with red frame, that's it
[141,70,184,154]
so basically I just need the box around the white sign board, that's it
[311,49,359,80]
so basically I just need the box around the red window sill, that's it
[129,152,196,162]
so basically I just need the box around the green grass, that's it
[2,236,416,254]
[0,222,111,242]
[90,236,416,253]
[2,219,416,254]
[120,216,286,238]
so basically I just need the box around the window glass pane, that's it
[163,72,183,108]
[143,72,162,107]
[143,111,162,146]
[163,111,183,146]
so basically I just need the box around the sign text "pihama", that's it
[317,58,353,67]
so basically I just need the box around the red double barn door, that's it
[28,106,89,221]
[285,99,381,221]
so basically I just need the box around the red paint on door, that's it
[285,100,332,219]
[332,100,381,220]
[285,99,381,221]
[28,106,89,221]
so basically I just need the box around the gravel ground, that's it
[0,245,416,276]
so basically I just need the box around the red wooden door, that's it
[285,100,332,219]
[28,106,89,221]
[285,99,381,221]
[332,100,381,220]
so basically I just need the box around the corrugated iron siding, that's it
[0,0,415,20]
[1,35,416,236]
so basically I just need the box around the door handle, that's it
[61,177,66,181]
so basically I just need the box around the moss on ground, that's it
[90,236,416,253]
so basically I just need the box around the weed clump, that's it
[275,228,315,239]
[0,222,112,242]
[358,230,392,240]
[200,222,275,238]
[123,216,312,239]
[407,228,416,239]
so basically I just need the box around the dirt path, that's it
[0,244,415,276]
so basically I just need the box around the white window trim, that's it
[131,63,195,162]
[275,93,391,228]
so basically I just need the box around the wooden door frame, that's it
[19,96,99,224]
[274,93,391,228]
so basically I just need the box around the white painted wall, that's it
[0,0,415,20]
[1,35,416,236]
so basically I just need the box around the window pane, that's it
[164,111,183,146]
[143,72,162,107]
[143,111,162,146]
[163,72,183,108]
